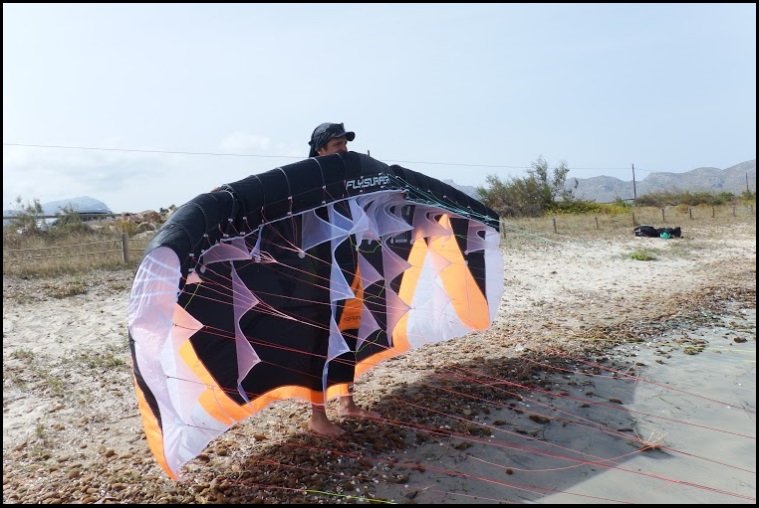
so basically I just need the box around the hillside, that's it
[566,159,756,202]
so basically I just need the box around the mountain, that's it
[4,196,112,220]
[39,196,112,215]
[443,179,480,199]
[566,159,756,203]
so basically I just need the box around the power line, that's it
[383,158,531,169]
[4,142,530,167]
[388,158,633,171]
[3,142,302,159]
[2,141,655,172]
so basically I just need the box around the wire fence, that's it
[499,203,755,241]
[3,234,152,277]
[2,204,755,277]
[3,234,148,260]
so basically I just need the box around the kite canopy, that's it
[127,152,503,478]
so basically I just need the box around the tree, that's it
[477,157,575,217]
[528,156,574,204]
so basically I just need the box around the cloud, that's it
[3,146,167,212]
[3,134,308,213]
[218,132,273,153]
[218,131,303,159]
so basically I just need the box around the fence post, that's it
[661,208,665,222]
[122,234,130,263]
[594,216,599,230]
[712,206,715,218]
[552,217,557,234]
[632,212,636,226]
[689,208,693,220]
[733,206,736,217]
[751,205,754,215]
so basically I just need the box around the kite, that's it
[127,152,503,478]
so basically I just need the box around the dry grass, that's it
[3,203,754,277]
[2,229,151,277]
[502,203,755,248]
[634,429,668,452]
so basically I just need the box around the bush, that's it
[636,191,738,207]
[549,199,603,214]
[6,197,44,236]
[477,157,576,217]
[48,206,95,238]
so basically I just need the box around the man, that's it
[308,122,355,157]
[306,122,379,437]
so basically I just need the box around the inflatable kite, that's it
[127,152,503,478]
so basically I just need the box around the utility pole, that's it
[747,172,751,194]
[632,163,638,204]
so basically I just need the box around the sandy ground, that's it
[2,219,756,504]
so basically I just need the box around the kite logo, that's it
[346,175,390,191]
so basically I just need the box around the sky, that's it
[3,3,756,213]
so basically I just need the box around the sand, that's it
[2,220,756,504]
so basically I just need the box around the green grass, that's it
[629,249,657,261]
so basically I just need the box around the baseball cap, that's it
[308,122,355,157]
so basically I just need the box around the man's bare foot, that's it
[308,418,345,437]
[309,404,345,437]
[339,407,382,419]
[338,396,381,419]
